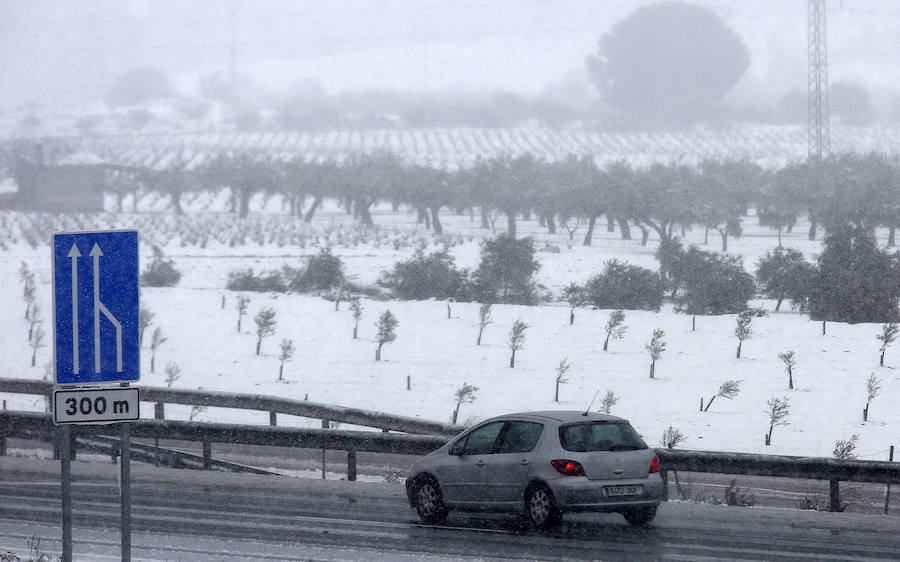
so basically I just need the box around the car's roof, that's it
[485,410,627,424]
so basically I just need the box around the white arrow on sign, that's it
[90,243,123,373]
[67,245,81,374]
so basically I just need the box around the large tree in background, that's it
[586,1,749,128]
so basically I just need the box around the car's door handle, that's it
[476,460,487,467]
[613,469,624,475]
[520,459,530,465]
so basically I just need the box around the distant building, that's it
[3,143,106,212]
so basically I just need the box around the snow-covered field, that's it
[0,205,897,463]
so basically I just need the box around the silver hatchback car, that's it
[406,411,664,528]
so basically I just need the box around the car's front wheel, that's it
[412,476,448,525]
[525,484,562,528]
[622,505,657,526]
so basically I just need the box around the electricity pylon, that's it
[808,0,830,160]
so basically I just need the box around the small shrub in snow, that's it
[734,310,753,358]
[554,358,571,402]
[471,235,540,305]
[646,329,666,379]
[863,373,881,422]
[141,246,182,287]
[833,434,859,459]
[349,298,363,339]
[660,426,687,449]
[778,350,796,389]
[278,339,295,381]
[164,361,181,387]
[599,390,619,414]
[723,479,755,507]
[877,322,898,367]
[764,397,790,445]
[603,309,627,351]
[379,249,467,300]
[508,319,528,368]
[254,307,277,355]
[29,324,46,367]
[452,383,478,424]
[582,259,664,311]
[476,303,492,346]
[225,269,286,293]
[235,295,250,332]
[293,248,344,293]
[374,310,398,361]
[139,304,155,347]
[703,380,741,412]
[150,327,167,373]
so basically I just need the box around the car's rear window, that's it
[558,421,648,452]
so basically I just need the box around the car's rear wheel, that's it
[525,484,562,528]
[622,505,657,526]
[412,476,448,525]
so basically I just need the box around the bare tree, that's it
[599,390,619,414]
[833,434,859,459]
[278,338,295,381]
[703,380,741,412]
[476,303,492,345]
[864,372,881,422]
[150,327,167,373]
[603,309,627,352]
[735,310,753,359]
[349,298,363,339]
[28,302,43,343]
[254,307,277,355]
[646,329,666,379]
[375,310,398,361]
[764,397,790,445]
[554,358,571,402]
[778,350,796,390]
[19,261,35,320]
[236,295,250,332]
[139,304,155,347]
[164,361,181,387]
[452,383,478,424]
[562,282,582,325]
[660,426,687,497]
[508,319,528,368]
[877,322,898,367]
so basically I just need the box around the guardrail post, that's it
[0,430,6,456]
[269,411,277,426]
[202,441,212,469]
[347,450,357,481]
[885,445,894,515]
[321,419,329,479]
[660,468,669,500]
[829,478,841,512]
[154,403,164,419]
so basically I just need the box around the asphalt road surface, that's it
[1,456,898,561]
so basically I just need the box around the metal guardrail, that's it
[1,410,897,512]
[0,378,462,437]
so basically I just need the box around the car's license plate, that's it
[603,485,642,497]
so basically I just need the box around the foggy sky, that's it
[1,0,898,111]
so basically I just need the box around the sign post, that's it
[52,230,140,562]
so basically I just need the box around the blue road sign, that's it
[52,230,140,384]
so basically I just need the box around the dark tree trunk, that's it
[416,207,428,224]
[477,325,484,346]
[353,324,358,339]
[808,221,817,241]
[606,214,616,232]
[649,362,655,379]
[279,363,284,381]
[788,369,793,390]
[357,199,374,227]
[704,226,709,245]
[640,226,650,247]
[171,190,184,215]
[603,334,610,351]
[616,216,632,240]
[523,209,531,221]
[692,315,696,332]
[888,225,896,247]
[736,341,742,359]
[704,396,715,412]
[555,381,559,402]
[822,321,826,335]
[238,189,250,219]
[569,309,574,325]
[480,207,490,229]
[546,215,556,234]
[430,207,443,235]
[719,229,728,252]
[256,338,262,355]
[303,195,323,222]
[777,228,783,248]
[376,345,382,361]
[506,212,517,238]
[583,215,597,246]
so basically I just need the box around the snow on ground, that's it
[0,205,897,464]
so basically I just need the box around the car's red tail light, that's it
[551,459,586,476]
[649,456,660,474]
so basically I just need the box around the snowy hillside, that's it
[0,205,897,464]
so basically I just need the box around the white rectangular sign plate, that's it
[53,387,140,425]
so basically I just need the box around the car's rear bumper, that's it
[549,474,665,511]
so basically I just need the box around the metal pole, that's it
[829,477,840,512]
[886,446,894,515]
[321,419,328,479]
[60,425,72,562]
[120,423,131,562]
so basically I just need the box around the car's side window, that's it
[449,438,466,456]
[461,422,505,455]
[497,421,543,453]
